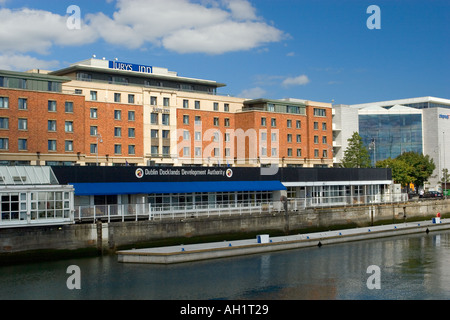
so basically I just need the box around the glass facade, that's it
[359,114,423,165]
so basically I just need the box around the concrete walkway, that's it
[117,218,450,264]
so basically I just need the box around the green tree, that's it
[341,132,371,168]
[396,151,435,187]
[376,158,414,186]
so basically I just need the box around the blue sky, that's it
[0,0,448,104]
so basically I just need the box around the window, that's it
[195,116,201,125]
[18,139,27,151]
[183,147,190,157]
[225,133,231,142]
[195,101,200,109]
[287,119,292,128]
[128,128,135,138]
[271,132,277,142]
[322,136,327,144]
[162,130,170,139]
[0,138,8,150]
[128,111,135,121]
[48,140,57,151]
[77,72,92,81]
[90,91,97,101]
[225,148,231,157]
[296,120,301,129]
[48,81,58,92]
[271,118,276,127]
[224,103,229,112]
[75,89,83,95]
[271,148,277,157]
[195,147,202,157]
[261,132,267,141]
[114,127,122,137]
[287,148,292,157]
[151,96,157,106]
[163,146,170,156]
[183,115,189,125]
[128,145,135,155]
[314,135,319,144]
[261,147,267,156]
[0,76,5,87]
[151,113,158,125]
[114,144,122,154]
[224,118,230,127]
[322,122,327,130]
[322,150,328,158]
[297,148,302,157]
[296,134,301,143]
[65,102,73,113]
[90,108,98,119]
[163,97,170,107]
[0,117,8,129]
[0,97,8,109]
[151,129,159,139]
[287,134,292,143]
[314,108,326,117]
[114,110,121,120]
[151,146,159,156]
[90,144,97,154]
[183,130,190,141]
[65,141,73,152]
[261,117,266,126]
[213,148,220,157]
[195,131,201,141]
[183,100,189,108]
[213,117,219,126]
[162,114,169,125]
[18,118,27,131]
[314,122,319,130]
[213,102,218,111]
[314,149,319,158]
[18,98,27,110]
[48,120,56,132]
[90,126,98,136]
[128,94,135,104]
[65,121,73,133]
[48,100,56,112]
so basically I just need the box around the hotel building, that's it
[0,58,333,168]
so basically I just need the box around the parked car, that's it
[421,191,444,199]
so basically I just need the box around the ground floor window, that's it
[148,191,273,209]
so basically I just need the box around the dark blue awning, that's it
[71,181,286,196]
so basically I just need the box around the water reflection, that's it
[1,231,449,300]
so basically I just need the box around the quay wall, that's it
[1,200,449,260]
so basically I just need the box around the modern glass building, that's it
[358,105,423,165]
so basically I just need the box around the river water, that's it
[1,230,450,300]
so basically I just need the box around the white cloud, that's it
[238,87,267,99]
[0,54,60,71]
[0,8,97,55]
[87,0,285,54]
[282,75,310,87]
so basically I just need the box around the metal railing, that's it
[73,192,409,222]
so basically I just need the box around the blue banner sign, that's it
[109,60,153,74]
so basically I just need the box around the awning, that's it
[71,180,286,196]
